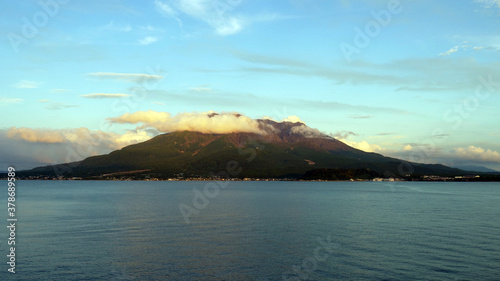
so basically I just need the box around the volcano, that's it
[24,118,465,179]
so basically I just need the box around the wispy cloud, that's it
[87,72,164,83]
[474,0,500,8]
[453,145,500,163]
[439,40,499,56]
[189,86,212,92]
[50,89,70,93]
[349,115,373,119]
[155,0,284,36]
[103,21,132,32]
[230,50,499,93]
[138,36,159,45]
[45,103,79,110]
[0,98,23,104]
[108,110,267,135]
[11,80,38,89]
[4,127,152,168]
[38,99,51,103]
[81,93,131,99]
[439,46,459,56]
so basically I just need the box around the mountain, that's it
[22,119,467,179]
[453,165,498,173]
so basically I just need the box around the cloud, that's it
[11,80,38,89]
[190,86,212,92]
[474,0,500,8]
[38,99,50,103]
[438,40,499,56]
[402,144,413,151]
[439,46,459,56]
[81,93,131,99]
[108,110,171,124]
[231,50,499,94]
[331,131,384,153]
[453,145,500,163]
[103,21,132,32]
[290,124,326,138]
[342,140,385,153]
[349,115,373,119]
[7,127,65,143]
[50,89,70,93]
[5,127,153,167]
[282,115,304,123]
[332,131,358,139]
[87,72,164,83]
[152,102,165,105]
[155,1,177,17]
[0,98,23,104]
[108,110,267,135]
[45,103,79,110]
[155,0,282,36]
[138,36,159,45]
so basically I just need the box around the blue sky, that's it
[1,0,500,171]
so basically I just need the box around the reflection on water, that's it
[3,181,500,280]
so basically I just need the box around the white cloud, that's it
[262,116,276,121]
[7,127,65,143]
[108,110,267,135]
[11,80,38,89]
[155,0,177,17]
[108,110,171,124]
[343,140,385,153]
[81,93,131,99]
[138,36,159,45]
[87,72,164,83]
[290,124,326,138]
[439,40,498,56]
[4,127,153,168]
[155,0,281,36]
[103,21,132,32]
[402,144,413,151]
[214,17,243,36]
[50,89,70,93]
[439,46,459,56]
[0,98,23,104]
[474,0,500,8]
[7,127,152,152]
[45,103,79,110]
[453,145,500,163]
[38,99,51,103]
[190,86,212,92]
[282,115,304,123]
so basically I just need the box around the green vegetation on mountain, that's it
[22,119,470,180]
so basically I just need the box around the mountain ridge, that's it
[19,119,471,180]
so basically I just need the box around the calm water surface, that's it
[2,180,499,280]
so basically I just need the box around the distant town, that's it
[2,173,495,182]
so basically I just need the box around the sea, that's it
[1,180,499,280]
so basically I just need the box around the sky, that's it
[1,0,500,171]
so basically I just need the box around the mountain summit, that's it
[25,117,465,179]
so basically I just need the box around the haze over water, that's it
[3,180,499,280]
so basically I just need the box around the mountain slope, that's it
[24,119,466,179]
